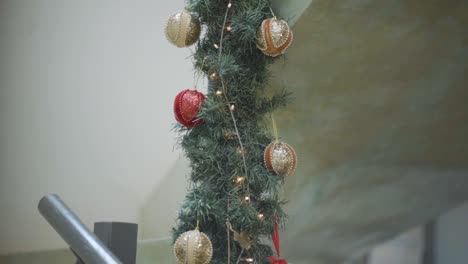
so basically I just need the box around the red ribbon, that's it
[268,216,288,264]
[268,256,288,264]
[271,216,281,256]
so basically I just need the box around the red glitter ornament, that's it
[174,89,205,128]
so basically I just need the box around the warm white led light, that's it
[235,176,245,184]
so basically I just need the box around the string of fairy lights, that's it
[212,2,257,263]
[166,0,296,263]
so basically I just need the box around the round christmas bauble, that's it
[256,17,293,57]
[264,141,297,176]
[165,10,201,48]
[173,228,213,264]
[174,89,205,128]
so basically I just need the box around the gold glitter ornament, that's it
[264,141,297,176]
[165,10,201,48]
[256,17,293,57]
[173,228,213,264]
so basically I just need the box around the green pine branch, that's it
[172,0,291,263]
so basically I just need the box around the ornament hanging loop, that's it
[269,7,277,18]
[271,114,280,143]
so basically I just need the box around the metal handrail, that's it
[38,194,122,264]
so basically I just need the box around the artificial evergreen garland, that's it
[167,0,295,263]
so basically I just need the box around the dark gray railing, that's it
[38,194,122,264]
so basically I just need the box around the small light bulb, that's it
[216,90,223,95]
[229,104,235,111]
[245,258,254,263]
[213,43,219,49]
[237,147,245,155]
[244,196,250,202]
[226,25,232,31]
[235,176,245,184]
[228,2,232,8]
[210,72,218,80]
[224,131,237,140]
[257,213,264,220]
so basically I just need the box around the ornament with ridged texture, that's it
[165,10,201,48]
[264,141,297,176]
[173,228,213,264]
[174,89,205,128]
[256,17,293,57]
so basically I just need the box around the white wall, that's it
[435,202,468,264]
[0,0,195,254]
[367,227,424,264]
[352,201,468,264]
[139,157,190,240]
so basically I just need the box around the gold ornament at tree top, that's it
[173,228,213,264]
[256,17,293,57]
[165,10,201,48]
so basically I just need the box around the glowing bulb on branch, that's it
[213,43,219,49]
[216,90,223,95]
[237,147,246,155]
[244,258,254,263]
[209,72,218,80]
[226,25,232,31]
[257,213,264,220]
[228,2,232,8]
[229,104,235,111]
[224,130,237,140]
[235,176,245,184]
[244,196,250,202]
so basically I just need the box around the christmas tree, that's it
[166,0,296,263]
